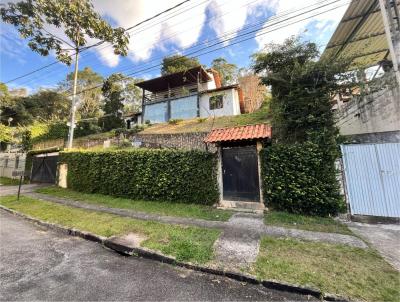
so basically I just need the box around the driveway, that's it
[348,222,400,271]
[0,183,49,196]
[0,210,315,301]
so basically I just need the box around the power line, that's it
[2,0,193,84]
[66,0,349,99]
[13,0,338,87]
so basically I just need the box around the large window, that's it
[209,94,223,110]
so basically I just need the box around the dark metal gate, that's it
[31,154,59,183]
[222,145,260,202]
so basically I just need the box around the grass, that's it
[0,195,220,264]
[0,177,29,186]
[36,186,233,221]
[141,102,271,134]
[251,236,400,302]
[264,211,353,235]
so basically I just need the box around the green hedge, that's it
[261,142,345,216]
[60,149,219,205]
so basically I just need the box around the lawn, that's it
[0,195,220,264]
[141,102,271,134]
[264,211,353,235]
[251,236,400,302]
[0,177,28,186]
[36,187,233,221]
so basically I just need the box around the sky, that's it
[0,0,349,94]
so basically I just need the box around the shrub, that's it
[60,149,219,205]
[261,142,345,216]
[29,121,69,143]
[168,119,183,125]
[75,120,101,138]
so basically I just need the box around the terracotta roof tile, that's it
[204,124,272,143]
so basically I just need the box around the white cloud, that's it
[255,0,348,50]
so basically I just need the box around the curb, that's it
[0,206,349,302]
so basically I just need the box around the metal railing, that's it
[143,84,199,104]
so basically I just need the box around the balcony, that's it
[143,84,200,105]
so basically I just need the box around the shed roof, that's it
[321,0,398,68]
[135,66,211,93]
[204,124,272,143]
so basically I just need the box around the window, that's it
[209,95,223,110]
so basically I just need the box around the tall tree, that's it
[1,0,129,148]
[252,37,351,148]
[100,73,125,131]
[161,55,200,75]
[60,67,103,119]
[211,57,238,85]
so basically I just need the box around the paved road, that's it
[0,210,314,301]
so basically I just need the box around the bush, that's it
[75,120,101,138]
[261,142,345,216]
[60,149,219,205]
[29,121,69,143]
[168,119,183,125]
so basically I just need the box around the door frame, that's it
[217,140,264,208]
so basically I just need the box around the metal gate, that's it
[222,145,260,202]
[31,154,59,183]
[341,143,400,218]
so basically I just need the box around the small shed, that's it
[204,124,272,210]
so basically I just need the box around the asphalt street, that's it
[0,210,315,301]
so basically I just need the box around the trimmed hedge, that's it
[261,142,345,216]
[60,149,219,205]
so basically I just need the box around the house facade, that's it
[136,66,243,124]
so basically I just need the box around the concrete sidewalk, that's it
[25,192,367,250]
[347,222,400,271]
[0,184,49,196]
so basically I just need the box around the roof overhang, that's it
[321,0,399,69]
[136,66,211,93]
[204,124,272,144]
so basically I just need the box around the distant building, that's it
[9,88,28,98]
[136,66,243,124]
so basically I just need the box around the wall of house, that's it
[133,132,217,152]
[0,153,26,179]
[336,86,400,143]
[199,88,241,118]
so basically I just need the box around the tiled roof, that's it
[204,124,272,143]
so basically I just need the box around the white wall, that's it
[337,86,400,140]
[199,88,241,118]
[0,153,26,179]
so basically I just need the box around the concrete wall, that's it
[199,88,241,118]
[133,132,217,152]
[0,153,26,179]
[336,86,400,142]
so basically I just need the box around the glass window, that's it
[209,95,223,110]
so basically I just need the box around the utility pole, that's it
[67,49,79,149]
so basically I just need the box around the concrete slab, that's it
[347,222,400,271]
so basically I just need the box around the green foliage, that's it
[60,149,219,205]
[0,0,129,65]
[168,119,183,125]
[262,142,345,216]
[211,57,238,85]
[21,130,32,151]
[74,120,101,138]
[100,73,125,131]
[0,124,13,150]
[161,55,200,75]
[59,67,103,119]
[29,121,69,143]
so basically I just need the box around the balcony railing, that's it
[143,84,200,104]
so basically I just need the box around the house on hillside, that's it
[135,66,244,124]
